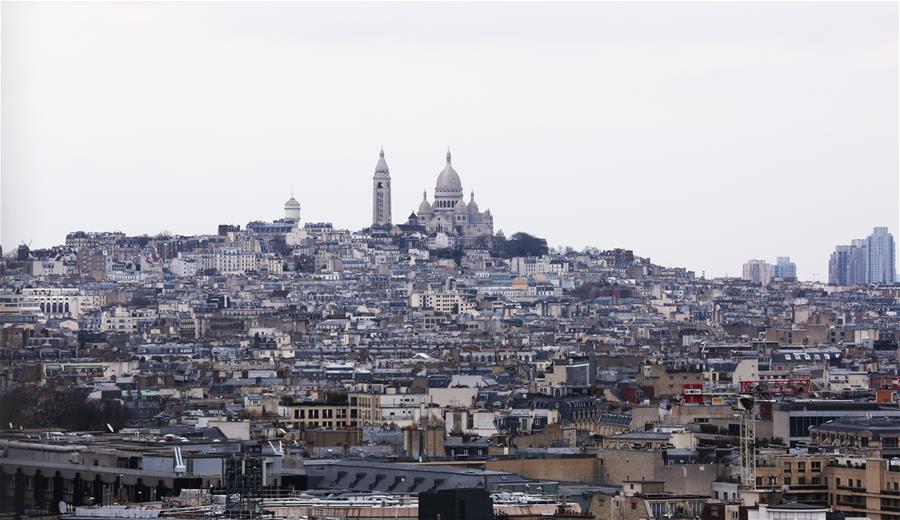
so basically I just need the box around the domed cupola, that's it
[284,192,301,223]
[434,149,464,209]
[467,191,480,213]
[418,191,433,216]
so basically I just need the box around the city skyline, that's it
[5,3,900,518]
[3,145,898,282]
[2,2,898,280]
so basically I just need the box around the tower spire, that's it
[446,148,451,165]
[372,147,391,226]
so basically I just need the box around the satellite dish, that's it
[107,423,115,433]
[58,501,68,514]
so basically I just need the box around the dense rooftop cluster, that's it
[1,213,899,520]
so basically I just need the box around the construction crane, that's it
[679,384,757,488]
[737,395,756,489]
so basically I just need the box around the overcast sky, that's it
[2,1,897,280]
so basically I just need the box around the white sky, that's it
[2,1,898,280]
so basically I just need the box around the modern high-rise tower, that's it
[372,148,392,227]
[829,227,896,285]
[867,226,896,284]
[742,259,773,286]
[774,257,797,280]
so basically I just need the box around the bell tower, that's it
[372,148,392,227]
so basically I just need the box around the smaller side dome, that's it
[418,191,432,214]
[467,191,480,213]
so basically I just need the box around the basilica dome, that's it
[435,150,463,196]
[467,192,479,213]
[284,197,301,210]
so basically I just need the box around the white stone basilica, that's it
[413,150,493,237]
[371,149,493,237]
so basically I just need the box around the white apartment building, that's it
[29,259,76,277]
[178,249,262,275]
[20,288,89,318]
[510,256,570,277]
[409,290,475,315]
[100,306,156,333]
[169,257,201,277]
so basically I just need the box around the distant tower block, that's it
[284,191,301,224]
[372,148,392,226]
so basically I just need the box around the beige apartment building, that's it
[755,453,900,520]
[277,389,434,430]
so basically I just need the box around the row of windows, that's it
[40,302,70,313]
[292,408,355,419]
[784,461,822,472]
[291,420,357,429]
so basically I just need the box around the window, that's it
[811,461,821,472]
[797,462,806,472]
[784,462,792,472]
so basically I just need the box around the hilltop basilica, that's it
[371,149,494,239]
